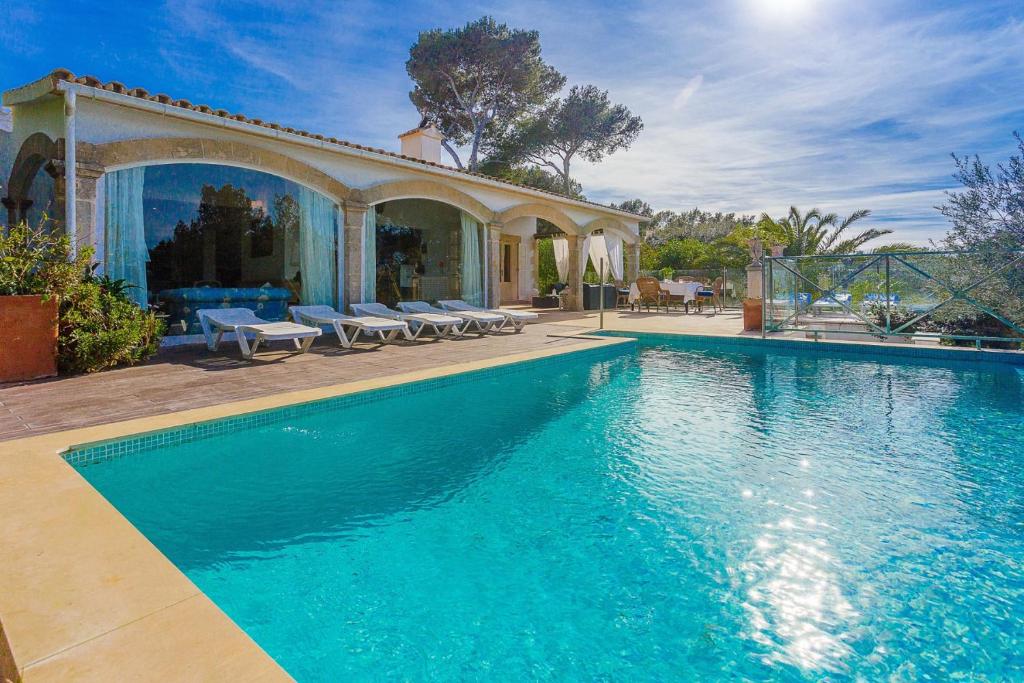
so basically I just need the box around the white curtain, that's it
[605,233,624,281]
[552,237,569,282]
[298,186,338,306]
[362,205,377,302]
[588,235,610,279]
[104,167,148,308]
[579,234,592,280]
[460,211,483,306]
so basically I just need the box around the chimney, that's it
[399,123,444,164]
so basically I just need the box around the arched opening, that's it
[6,132,62,228]
[105,162,340,335]
[367,198,485,308]
[24,164,57,229]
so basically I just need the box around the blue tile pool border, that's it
[598,330,1024,366]
[63,340,633,467]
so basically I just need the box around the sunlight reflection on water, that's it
[743,513,857,672]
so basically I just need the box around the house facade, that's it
[2,70,642,339]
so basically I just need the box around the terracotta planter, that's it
[742,298,763,332]
[0,294,59,382]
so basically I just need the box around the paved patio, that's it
[0,308,749,442]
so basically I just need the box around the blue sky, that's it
[3,0,1023,244]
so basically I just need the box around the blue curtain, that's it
[460,211,483,306]
[298,186,338,306]
[104,167,149,308]
[362,205,377,303]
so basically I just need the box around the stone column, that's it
[74,161,104,256]
[626,242,641,283]
[486,222,503,307]
[343,201,368,310]
[531,238,540,297]
[563,234,583,312]
[1,198,33,227]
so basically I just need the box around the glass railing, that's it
[763,250,1024,349]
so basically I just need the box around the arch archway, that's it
[353,180,493,224]
[495,202,579,236]
[77,137,351,204]
[5,132,62,224]
[580,216,637,244]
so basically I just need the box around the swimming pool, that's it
[71,336,1024,680]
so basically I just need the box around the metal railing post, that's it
[884,254,891,335]
[761,258,767,339]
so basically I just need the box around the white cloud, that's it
[672,75,703,111]
[151,0,1024,245]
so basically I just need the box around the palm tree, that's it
[778,206,891,256]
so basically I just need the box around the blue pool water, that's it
[74,337,1024,680]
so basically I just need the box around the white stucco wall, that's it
[502,216,537,299]
[70,95,641,237]
[11,96,63,152]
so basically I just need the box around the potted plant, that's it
[0,219,80,382]
[0,218,164,382]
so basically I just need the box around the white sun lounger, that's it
[399,301,503,334]
[197,308,321,360]
[438,299,539,332]
[289,305,412,348]
[351,302,463,340]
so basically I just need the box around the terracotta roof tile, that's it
[44,69,643,218]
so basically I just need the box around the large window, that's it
[104,163,338,335]
[373,199,483,307]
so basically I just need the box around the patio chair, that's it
[635,276,669,312]
[289,305,412,348]
[197,308,321,360]
[398,301,503,334]
[698,276,725,314]
[351,302,463,340]
[615,282,630,309]
[437,300,539,332]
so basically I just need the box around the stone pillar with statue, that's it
[743,238,764,331]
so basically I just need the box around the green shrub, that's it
[0,218,83,297]
[1,218,164,374]
[58,275,164,374]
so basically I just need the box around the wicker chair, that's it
[635,277,669,312]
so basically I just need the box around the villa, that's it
[2,69,643,343]
[2,70,1024,683]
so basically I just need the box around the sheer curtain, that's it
[298,186,338,306]
[104,167,148,308]
[586,234,624,281]
[579,235,592,280]
[460,211,483,306]
[552,237,569,282]
[588,235,609,278]
[605,233,624,281]
[362,205,377,303]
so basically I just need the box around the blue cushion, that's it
[158,287,293,334]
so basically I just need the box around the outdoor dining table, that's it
[627,280,703,306]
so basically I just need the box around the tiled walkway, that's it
[0,318,598,441]
[0,308,754,441]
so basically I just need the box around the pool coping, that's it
[0,334,631,682]
[594,327,1024,365]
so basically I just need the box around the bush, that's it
[58,274,164,374]
[0,219,82,297]
[1,219,164,374]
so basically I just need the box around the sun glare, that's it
[749,0,815,23]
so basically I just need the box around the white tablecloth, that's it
[628,281,703,304]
